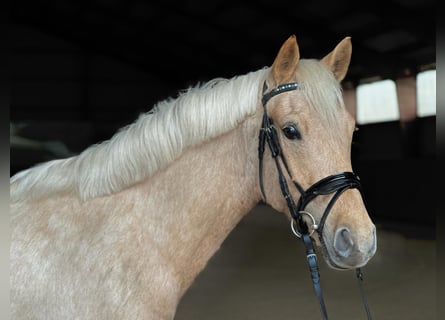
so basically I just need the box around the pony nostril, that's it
[334,227,354,258]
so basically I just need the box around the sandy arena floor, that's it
[175,204,436,320]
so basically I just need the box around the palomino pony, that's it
[10,35,377,319]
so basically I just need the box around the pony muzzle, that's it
[328,224,377,269]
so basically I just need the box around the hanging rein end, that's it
[302,232,329,319]
[356,268,373,320]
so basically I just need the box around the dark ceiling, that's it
[12,0,436,89]
[10,0,437,223]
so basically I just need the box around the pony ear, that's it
[321,37,352,82]
[271,35,300,83]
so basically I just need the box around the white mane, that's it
[11,68,268,201]
[11,59,346,203]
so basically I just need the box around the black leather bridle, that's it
[258,81,372,320]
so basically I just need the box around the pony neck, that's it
[127,117,261,296]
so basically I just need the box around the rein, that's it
[258,81,372,320]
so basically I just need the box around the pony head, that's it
[259,35,376,269]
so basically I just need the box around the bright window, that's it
[416,69,436,117]
[356,79,400,125]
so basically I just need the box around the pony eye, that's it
[282,124,301,140]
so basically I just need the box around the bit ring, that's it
[290,211,318,238]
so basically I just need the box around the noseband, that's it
[258,81,372,320]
